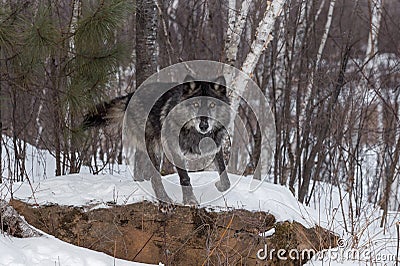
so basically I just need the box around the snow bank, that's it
[0,232,155,266]
[5,169,396,265]
[304,181,400,265]
[5,172,314,227]
[0,171,317,265]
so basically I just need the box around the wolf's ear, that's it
[184,75,195,82]
[213,76,227,95]
[183,75,196,90]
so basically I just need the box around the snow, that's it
[4,166,398,265]
[4,172,314,227]
[0,137,312,265]
[1,136,56,182]
[1,139,398,265]
[303,182,400,265]
[0,232,155,266]
[1,171,399,265]
[5,173,145,207]
[259,227,275,237]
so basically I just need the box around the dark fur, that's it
[83,76,230,204]
[83,94,132,128]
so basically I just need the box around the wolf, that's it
[83,75,231,205]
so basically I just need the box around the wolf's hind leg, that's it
[133,149,149,181]
[214,149,230,192]
[147,145,172,203]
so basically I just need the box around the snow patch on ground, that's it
[0,232,156,266]
[303,182,400,265]
[0,172,316,265]
[3,172,314,227]
[2,168,399,265]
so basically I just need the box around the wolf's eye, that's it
[193,102,200,108]
[210,102,215,108]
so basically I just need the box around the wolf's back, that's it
[82,93,133,129]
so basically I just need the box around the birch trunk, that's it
[227,0,286,175]
[361,0,390,212]
[241,0,286,77]
[294,0,335,199]
[225,0,237,57]
[225,0,252,66]
[365,0,382,61]
[226,0,287,111]
[314,0,327,23]
[302,0,336,123]
[365,0,398,213]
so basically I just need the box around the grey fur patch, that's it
[84,76,232,204]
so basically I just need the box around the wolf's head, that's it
[180,75,230,134]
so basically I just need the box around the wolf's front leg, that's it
[151,174,172,203]
[176,168,198,205]
[214,149,230,192]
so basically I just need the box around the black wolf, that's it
[83,75,231,204]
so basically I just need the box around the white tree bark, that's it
[363,0,382,99]
[365,0,382,62]
[225,0,237,55]
[364,0,395,212]
[225,0,252,65]
[166,0,180,50]
[274,8,288,91]
[315,0,327,23]
[241,0,286,76]
[226,0,286,175]
[35,90,45,146]
[303,0,336,114]
[227,0,286,115]
[361,0,384,208]
[316,0,335,68]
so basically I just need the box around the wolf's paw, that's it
[157,194,173,204]
[158,201,175,214]
[215,180,230,192]
[183,194,199,206]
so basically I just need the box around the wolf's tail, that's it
[82,93,133,129]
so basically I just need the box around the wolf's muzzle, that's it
[199,116,209,132]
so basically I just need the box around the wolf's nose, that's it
[199,117,209,132]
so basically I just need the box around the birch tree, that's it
[363,0,400,221]
[355,0,392,216]
[226,0,287,177]
[240,1,286,77]
[302,0,336,118]
[296,0,337,203]
[225,0,252,66]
